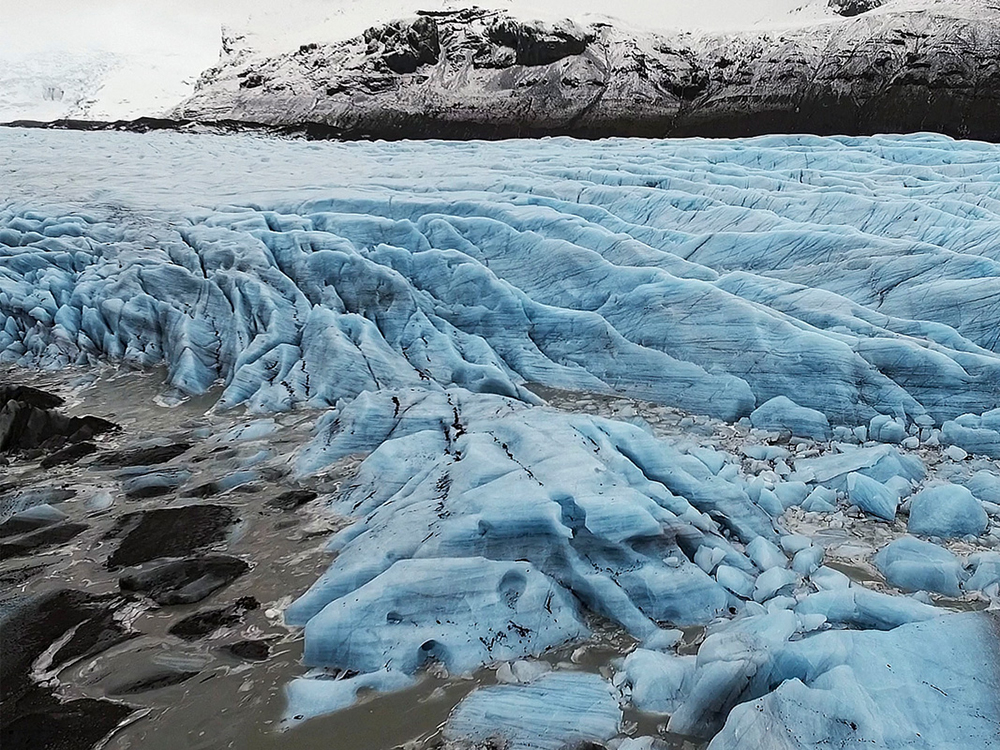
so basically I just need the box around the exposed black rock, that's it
[0,393,116,452]
[364,16,440,74]
[487,18,590,66]
[39,441,97,469]
[0,589,134,750]
[168,596,259,640]
[830,0,884,17]
[0,697,133,750]
[94,441,191,468]
[106,504,237,569]
[107,667,200,695]
[0,563,47,586]
[0,385,63,410]
[222,639,270,661]
[118,554,249,605]
[266,489,317,511]
[0,523,88,559]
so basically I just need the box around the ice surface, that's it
[444,671,622,750]
[907,483,989,539]
[622,649,696,714]
[3,131,1000,428]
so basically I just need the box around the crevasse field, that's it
[3,129,1000,749]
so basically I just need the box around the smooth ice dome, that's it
[907,484,989,539]
[873,537,965,596]
[750,396,832,440]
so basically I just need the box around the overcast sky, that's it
[7,0,826,56]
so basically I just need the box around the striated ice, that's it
[907,484,989,539]
[4,132,1000,429]
[287,389,753,682]
[444,672,621,750]
[706,613,999,750]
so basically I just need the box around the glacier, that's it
[3,128,1000,750]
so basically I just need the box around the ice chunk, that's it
[773,481,809,509]
[940,410,1000,458]
[753,567,799,602]
[907,483,989,538]
[846,472,898,522]
[792,545,824,575]
[749,396,831,440]
[873,537,965,596]
[791,445,924,490]
[966,552,1000,592]
[283,669,415,725]
[965,470,1000,504]
[444,672,621,750]
[801,486,837,512]
[868,414,907,444]
[796,587,940,630]
[716,565,756,599]
[747,537,787,571]
[621,649,696,714]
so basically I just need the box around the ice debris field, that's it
[3,128,1000,749]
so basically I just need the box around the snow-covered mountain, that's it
[0,0,834,123]
[6,0,1000,139]
[168,0,1000,139]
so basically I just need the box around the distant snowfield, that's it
[4,0,843,122]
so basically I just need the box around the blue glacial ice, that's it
[3,131,1000,427]
[941,409,1000,458]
